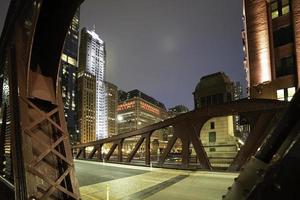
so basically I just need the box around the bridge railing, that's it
[73,99,288,171]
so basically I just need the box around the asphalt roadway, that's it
[75,160,237,200]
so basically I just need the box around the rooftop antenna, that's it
[92,24,96,32]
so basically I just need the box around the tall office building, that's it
[60,9,80,143]
[117,89,168,152]
[105,81,118,137]
[243,0,299,100]
[117,89,168,134]
[77,73,96,143]
[78,28,107,142]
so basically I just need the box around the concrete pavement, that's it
[75,160,237,200]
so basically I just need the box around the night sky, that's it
[0,0,245,109]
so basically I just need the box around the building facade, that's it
[193,72,239,168]
[117,90,168,153]
[105,81,118,137]
[78,28,107,142]
[60,9,80,143]
[243,0,299,100]
[77,73,96,143]
[117,90,168,134]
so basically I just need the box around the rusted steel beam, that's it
[0,0,83,198]
[127,136,145,163]
[74,99,287,149]
[190,131,211,170]
[229,112,277,171]
[145,133,151,166]
[118,139,124,162]
[158,135,177,166]
[82,147,86,159]
[105,143,118,161]
[75,148,83,159]
[96,144,103,160]
[88,146,99,159]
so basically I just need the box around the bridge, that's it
[0,0,299,199]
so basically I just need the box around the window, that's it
[287,87,296,101]
[276,89,285,101]
[273,26,294,48]
[277,87,296,101]
[276,55,295,77]
[209,148,216,152]
[210,122,215,129]
[271,0,291,20]
[209,132,216,143]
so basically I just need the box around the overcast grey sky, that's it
[0,0,245,109]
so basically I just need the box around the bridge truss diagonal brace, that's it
[229,112,279,171]
[158,120,211,170]
[127,135,145,163]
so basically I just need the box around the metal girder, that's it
[73,99,287,171]
[74,99,287,149]
[0,0,83,199]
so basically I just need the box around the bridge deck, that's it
[75,160,237,200]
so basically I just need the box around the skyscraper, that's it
[243,0,299,100]
[60,9,80,143]
[105,81,118,137]
[78,28,107,142]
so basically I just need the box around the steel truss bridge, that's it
[0,0,299,199]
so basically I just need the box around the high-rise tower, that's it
[78,28,107,142]
[243,0,299,100]
[60,9,80,143]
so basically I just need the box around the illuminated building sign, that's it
[140,101,160,115]
[117,101,135,111]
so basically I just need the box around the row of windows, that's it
[271,0,290,19]
[276,87,296,101]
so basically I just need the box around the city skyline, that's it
[0,0,244,109]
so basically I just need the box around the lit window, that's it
[287,87,296,101]
[272,10,279,19]
[61,53,67,62]
[276,89,285,101]
[277,87,296,101]
[68,56,77,66]
[282,5,290,15]
[271,2,279,19]
[271,0,290,20]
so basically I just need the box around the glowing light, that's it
[258,48,271,83]
[140,101,160,115]
[117,101,135,111]
[117,115,124,121]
